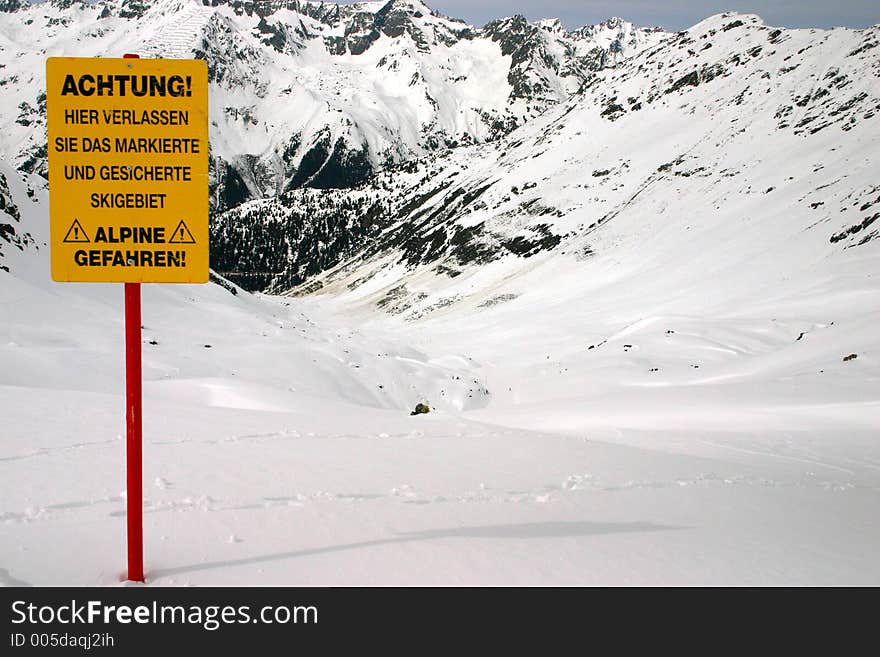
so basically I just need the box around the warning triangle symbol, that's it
[62,218,90,243]
[168,220,196,245]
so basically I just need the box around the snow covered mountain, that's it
[211,13,880,305]
[0,0,667,211]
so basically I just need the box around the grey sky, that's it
[336,1,880,31]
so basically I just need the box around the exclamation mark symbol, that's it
[179,226,185,241]
[180,251,186,267]
[185,76,191,97]
[74,225,79,240]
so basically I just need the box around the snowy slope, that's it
[1,10,879,586]
[0,158,489,414]
[0,0,668,209]
[1,152,878,586]
[276,14,880,448]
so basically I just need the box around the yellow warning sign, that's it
[46,57,209,283]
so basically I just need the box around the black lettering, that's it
[112,137,199,153]
[78,74,95,97]
[96,75,113,96]
[64,109,98,124]
[92,227,166,244]
[149,76,165,97]
[61,74,79,96]
[131,75,148,97]
[55,137,78,153]
[167,75,184,97]
[82,137,110,153]
[63,165,94,180]
[62,74,199,99]
[114,74,129,96]
[89,193,167,209]
[70,249,188,268]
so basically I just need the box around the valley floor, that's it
[1,274,877,586]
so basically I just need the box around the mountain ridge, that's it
[0,0,669,214]
[208,11,880,312]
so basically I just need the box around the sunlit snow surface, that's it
[1,152,878,586]
[1,6,879,585]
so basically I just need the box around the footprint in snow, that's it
[391,484,417,499]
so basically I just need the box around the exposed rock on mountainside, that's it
[210,13,880,315]
[0,168,36,273]
[0,0,667,212]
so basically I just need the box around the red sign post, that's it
[124,280,143,581]
[123,52,144,583]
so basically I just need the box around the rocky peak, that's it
[484,14,531,38]
[374,0,427,38]
[602,16,624,29]
[315,0,472,55]
[378,0,433,17]
[537,18,566,34]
